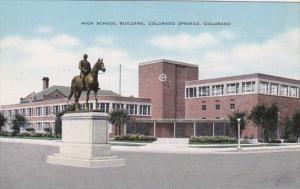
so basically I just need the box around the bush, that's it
[0,131,9,136]
[113,134,157,142]
[268,139,282,143]
[25,128,35,132]
[189,136,237,144]
[284,138,297,143]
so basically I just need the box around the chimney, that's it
[42,77,49,90]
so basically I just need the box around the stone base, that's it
[47,154,125,168]
[46,112,125,168]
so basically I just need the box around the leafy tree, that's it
[54,104,75,136]
[11,114,27,133]
[283,116,296,141]
[0,112,7,131]
[108,109,129,135]
[249,104,279,142]
[292,109,300,141]
[228,111,247,138]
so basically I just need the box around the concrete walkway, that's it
[1,137,300,154]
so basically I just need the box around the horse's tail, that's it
[68,78,75,100]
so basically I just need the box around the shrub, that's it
[268,139,282,143]
[25,128,35,132]
[189,136,237,144]
[113,134,157,142]
[284,138,297,143]
[0,131,9,136]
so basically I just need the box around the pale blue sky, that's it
[0,1,299,105]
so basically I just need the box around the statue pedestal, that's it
[47,112,125,168]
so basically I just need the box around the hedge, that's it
[113,134,157,142]
[189,136,237,144]
[0,131,60,138]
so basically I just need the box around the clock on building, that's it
[159,73,167,81]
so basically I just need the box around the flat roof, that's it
[139,59,198,68]
[186,73,300,86]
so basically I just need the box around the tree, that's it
[0,112,7,131]
[108,109,129,135]
[283,116,295,142]
[292,109,300,141]
[11,114,27,133]
[54,104,75,136]
[228,111,247,138]
[249,103,279,142]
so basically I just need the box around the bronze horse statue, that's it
[68,58,106,111]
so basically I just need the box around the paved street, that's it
[1,142,300,189]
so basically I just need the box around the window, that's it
[270,83,278,95]
[202,105,206,111]
[14,109,19,115]
[36,107,42,116]
[27,108,33,116]
[259,81,268,94]
[140,105,150,115]
[186,87,197,98]
[36,122,43,132]
[289,86,298,98]
[230,104,235,110]
[7,110,12,117]
[53,105,60,114]
[212,85,224,96]
[242,81,255,93]
[199,86,210,97]
[62,105,69,111]
[215,117,220,120]
[126,104,138,115]
[226,83,239,94]
[279,85,288,96]
[97,103,110,113]
[112,103,124,110]
[215,104,221,110]
[21,109,26,116]
[201,117,206,120]
[44,106,50,116]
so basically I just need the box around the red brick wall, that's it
[139,61,198,119]
[139,63,164,118]
[185,94,259,119]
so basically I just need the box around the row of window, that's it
[186,81,256,98]
[201,103,236,111]
[186,81,299,98]
[4,103,151,117]
[259,82,298,97]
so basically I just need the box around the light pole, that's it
[237,118,241,150]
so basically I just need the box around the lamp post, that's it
[237,118,241,150]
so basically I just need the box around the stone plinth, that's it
[47,112,125,168]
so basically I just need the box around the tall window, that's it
[112,103,124,110]
[98,103,110,113]
[140,105,150,115]
[199,86,210,97]
[230,104,235,110]
[36,107,42,116]
[202,105,206,111]
[215,104,221,110]
[27,108,33,116]
[126,104,138,115]
[44,106,50,116]
[289,86,298,98]
[212,85,224,96]
[270,83,278,95]
[21,109,26,116]
[186,87,197,98]
[226,83,239,94]
[279,85,288,96]
[259,81,268,94]
[53,105,60,114]
[242,81,255,93]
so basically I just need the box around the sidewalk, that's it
[1,137,300,154]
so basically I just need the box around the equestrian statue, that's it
[68,54,106,111]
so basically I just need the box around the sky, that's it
[0,1,299,105]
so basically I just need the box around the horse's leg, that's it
[94,89,98,107]
[86,89,91,110]
[74,90,79,111]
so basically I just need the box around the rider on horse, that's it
[79,54,91,90]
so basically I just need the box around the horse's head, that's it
[96,58,106,72]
